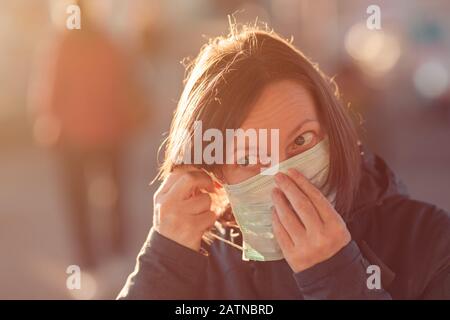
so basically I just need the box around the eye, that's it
[290,131,317,155]
[238,155,250,167]
[294,131,314,146]
[236,153,259,168]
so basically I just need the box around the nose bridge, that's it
[258,129,288,166]
[278,151,289,163]
[263,144,288,167]
[273,133,288,163]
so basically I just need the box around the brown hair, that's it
[158,23,361,218]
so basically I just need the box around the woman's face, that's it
[221,80,326,185]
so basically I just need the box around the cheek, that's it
[219,165,234,184]
[221,165,256,185]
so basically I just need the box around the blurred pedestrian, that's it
[28,1,147,269]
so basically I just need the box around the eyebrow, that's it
[286,118,318,141]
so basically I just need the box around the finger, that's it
[272,208,294,251]
[287,168,336,222]
[153,203,161,228]
[170,170,215,199]
[274,172,323,230]
[184,193,212,215]
[192,210,218,231]
[271,188,306,242]
[157,172,180,194]
[160,166,212,194]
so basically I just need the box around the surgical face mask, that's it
[222,138,335,262]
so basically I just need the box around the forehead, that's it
[240,80,319,131]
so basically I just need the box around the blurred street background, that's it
[0,0,449,299]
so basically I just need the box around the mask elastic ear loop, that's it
[209,232,243,251]
[199,169,243,251]
[209,221,243,251]
[357,140,364,156]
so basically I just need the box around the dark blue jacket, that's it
[118,150,450,299]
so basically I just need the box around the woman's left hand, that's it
[271,168,351,273]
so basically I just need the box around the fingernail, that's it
[271,206,277,216]
[287,168,298,176]
[271,188,279,199]
[275,173,285,183]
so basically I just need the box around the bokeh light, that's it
[345,23,401,77]
[413,60,449,99]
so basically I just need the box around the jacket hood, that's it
[347,144,409,222]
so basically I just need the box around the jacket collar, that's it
[357,239,396,289]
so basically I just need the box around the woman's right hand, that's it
[152,166,218,252]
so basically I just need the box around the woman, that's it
[118,25,449,299]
